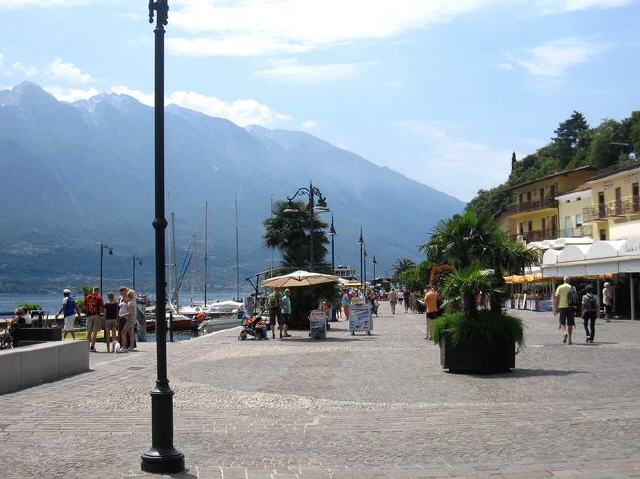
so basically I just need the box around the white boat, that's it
[179,300,244,319]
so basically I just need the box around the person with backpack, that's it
[55,289,81,340]
[581,285,599,343]
[554,276,579,345]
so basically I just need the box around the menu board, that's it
[309,310,327,330]
[349,304,372,332]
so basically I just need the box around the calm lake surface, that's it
[0,290,246,314]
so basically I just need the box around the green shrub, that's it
[431,310,524,347]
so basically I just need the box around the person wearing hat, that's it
[55,289,81,340]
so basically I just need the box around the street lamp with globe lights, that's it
[283,181,330,273]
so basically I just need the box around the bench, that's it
[0,340,89,394]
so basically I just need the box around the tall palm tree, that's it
[419,210,537,274]
[421,210,538,313]
[392,258,416,283]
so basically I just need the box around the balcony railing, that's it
[557,225,593,238]
[509,228,558,243]
[583,196,640,222]
[505,197,558,215]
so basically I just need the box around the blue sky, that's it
[1,0,639,201]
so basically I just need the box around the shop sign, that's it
[621,237,640,256]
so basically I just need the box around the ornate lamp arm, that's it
[149,0,169,26]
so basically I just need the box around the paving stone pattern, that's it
[1,304,640,478]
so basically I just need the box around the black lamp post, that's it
[372,256,377,283]
[99,243,113,295]
[358,228,364,293]
[363,246,368,288]
[141,0,185,474]
[329,216,337,321]
[329,215,336,274]
[132,256,143,291]
[283,181,329,273]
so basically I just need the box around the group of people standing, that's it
[266,287,292,339]
[554,277,614,345]
[54,286,138,352]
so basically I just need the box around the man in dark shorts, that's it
[554,276,576,345]
[267,287,282,339]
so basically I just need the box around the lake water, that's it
[0,290,247,315]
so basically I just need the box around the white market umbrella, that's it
[261,270,341,288]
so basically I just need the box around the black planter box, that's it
[439,332,515,374]
[14,327,62,347]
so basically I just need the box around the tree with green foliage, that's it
[552,111,590,167]
[391,258,416,284]
[422,212,531,348]
[398,260,431,291]
[263,200,336,329]
[586,119,629,169]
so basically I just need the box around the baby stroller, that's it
[238,312,269,340]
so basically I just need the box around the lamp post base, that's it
[141,386,185,474]
[141,447,185,473]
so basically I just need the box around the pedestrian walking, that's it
[119,290,137,352]
[267,287,282,339]
[280,288,292,339]
[404,289,410,313]
[117,286,128,347]
[104,292,119,353]
[55,289,80,340]
[83,286,104,352]
[421,285,439,340]
[603,282,614,322]
[388,288,398,315]
[341,289,351,320]
[554,276,578,345]
[397,289,404,307]
[581,285,599,343]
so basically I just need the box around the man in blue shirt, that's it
[55,288,81,340]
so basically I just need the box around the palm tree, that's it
[420,210,537,274]
[392,258,416,284]
[421,210,537,313]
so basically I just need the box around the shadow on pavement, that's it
[512,368,587,377]
[278,336,378,343]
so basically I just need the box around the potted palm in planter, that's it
[420,211,537,374]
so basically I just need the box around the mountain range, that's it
[0,82,464,293]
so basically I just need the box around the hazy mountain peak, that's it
[0,81,57,108]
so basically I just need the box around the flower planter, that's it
[439,332,515,374]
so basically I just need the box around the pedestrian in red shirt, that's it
[83,287,104,351]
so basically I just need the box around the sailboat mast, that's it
[204,200,208,306]
[190,233,197,303]
[235,198,240,302]
[171,212,179,312]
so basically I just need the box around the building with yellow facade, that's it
[496,166,597,243]
[581,162,640,240]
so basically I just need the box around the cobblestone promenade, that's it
[2,303,640,478]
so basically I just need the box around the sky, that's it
[0,0,639,202]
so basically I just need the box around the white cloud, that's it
[535,0,631,14]
[169,0,491,56]
[0,53,4,67]
[110,85,290,127]
[510,36,609,77]
[110,86,154,106]
[301,120,317,129]
[0,0,87,7]
[45,86,100,103]
[167,90,291,126]
[8,62,38,77]
[392,120,516,201]
[255,60,375,82]
[48,57,92,84]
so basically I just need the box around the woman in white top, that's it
[119,292,135,352]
